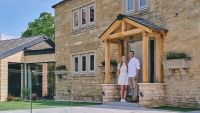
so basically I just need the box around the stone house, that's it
[53,0,200,108]
[0,36,55,101]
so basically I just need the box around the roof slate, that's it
[118,14,166,30]
[0,36,54,59]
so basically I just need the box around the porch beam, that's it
[106,28,142,40]
[118,40,124,62]
[142,31,149,83]
[105,40,111,84]
[101,20,122,40]
[156,34,163,83]
[124,18,153,33]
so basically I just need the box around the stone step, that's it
[103,102,140,107]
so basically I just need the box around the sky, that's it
[0,0,61,40]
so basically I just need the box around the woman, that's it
[117,55,129,102]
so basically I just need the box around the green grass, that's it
[154,106,199,112]
[0,101,101,111]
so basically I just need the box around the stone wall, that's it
[54,0,124,102]
[161,0,200,108]
[139,83,165,107]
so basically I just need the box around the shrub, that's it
[101,60,117,66]
[56,65,66,70]
[7,96,14,101]
[23,88,30,99]
[166,51,190,60]
[13,97,23,101]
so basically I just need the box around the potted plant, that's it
[163,51,191,69]
[99,60,117,73]
[54,65,67,79]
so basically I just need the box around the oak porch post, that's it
[156,34,163,83]
[105,39,111,84]
[142,32,149,83]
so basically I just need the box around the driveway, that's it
[0,102,199,113]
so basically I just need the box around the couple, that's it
[117,51,140,103]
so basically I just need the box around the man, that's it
[128,51,140,101]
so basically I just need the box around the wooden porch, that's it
[100,14,167,84]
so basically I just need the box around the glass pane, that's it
[127,0,134,11]
[82,9,86,25]
[90,6,94,22]
[90,55,94,71]
[74,12,79,27]
[140,0,147,7]
[75,57,78,72]
[82,56,86,71]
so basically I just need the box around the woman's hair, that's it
[120,55,128,68]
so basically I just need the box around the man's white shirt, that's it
[128,57,140,77]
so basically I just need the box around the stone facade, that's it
[54,0,200,108]
[139,83,165,107]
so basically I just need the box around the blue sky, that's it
[0,0,61,40]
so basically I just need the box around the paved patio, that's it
[0,102,199,113]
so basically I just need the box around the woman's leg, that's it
[120,85,124,100]
[123,85,128,100]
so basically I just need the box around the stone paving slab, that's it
[0,102,199,113]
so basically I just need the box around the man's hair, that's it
[129,51,134,54]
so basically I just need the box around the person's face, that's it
[129,52,134,59]
[121,56,126,62]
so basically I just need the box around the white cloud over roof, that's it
[0,33,19,40]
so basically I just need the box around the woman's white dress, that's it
[118,63,129,85]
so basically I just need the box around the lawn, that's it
[0,101,101,111]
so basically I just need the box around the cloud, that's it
[0,34,19,40]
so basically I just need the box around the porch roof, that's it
[0,35,55,59]
[99,14,167,39]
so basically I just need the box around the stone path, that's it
[0,102,200,113]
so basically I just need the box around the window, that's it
[126,0,134,13]
[89,4,95,23]
[138,0,148,10]
[89,53,95,72]
[81,55,87,72]
[72,52,95,75]
[72,3,95,29]
[73,56,79,73]
[73,10,79,28]
[81,7,87,26]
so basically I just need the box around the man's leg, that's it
[132,78,138,100]
[129,77,134,100]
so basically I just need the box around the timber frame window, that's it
[81,7,87,26]
[125,0,134,13]
[138,0,148,10]
[89,53,95,72]
[72,52,96,75]
[72,10,79,29]
[72,3,95,29]
[88,4,95,24]
[72,55,79,73]
[81,54,87,72]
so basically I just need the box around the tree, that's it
[21,12,55,41]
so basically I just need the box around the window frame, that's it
[81,54,87,73]
[72,55,80,74]
[80,7,87,26]
[138,0,148,10]
[88,4,95,24]
[125,0,135,14]
[88,53,95,73]
[72,10,79,29]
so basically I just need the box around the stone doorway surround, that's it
[99,14,167,107]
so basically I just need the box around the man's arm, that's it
[135,68,139,80]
